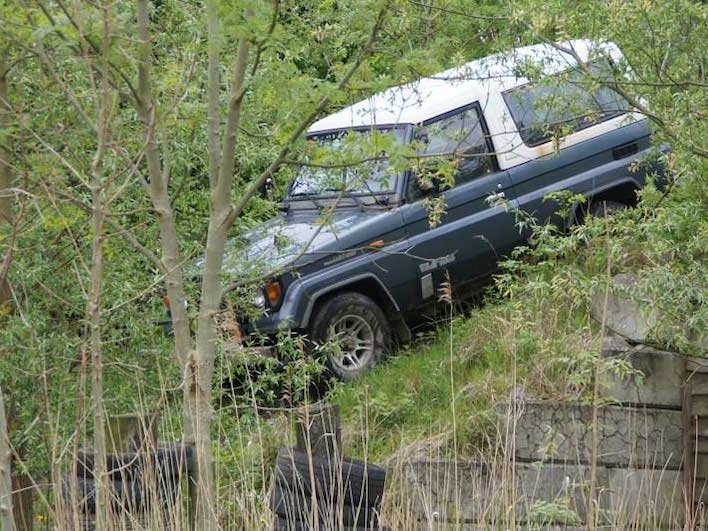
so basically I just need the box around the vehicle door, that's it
[398,103,522,308]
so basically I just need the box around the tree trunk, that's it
[187,23,251,527]
[87,5,111,528]
[0,58,12,306]
[134,0,192,371]
[0,58,10,226]
[0,386,14,531]
[88,180,107,528]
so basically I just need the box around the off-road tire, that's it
[61,475,146,514]
[310,292,391,380]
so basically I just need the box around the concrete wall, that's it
[510,401,682,469]
[398,337,693,527]
[400,460,684,528]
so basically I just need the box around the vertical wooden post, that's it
[684,358,696,527]
[0,62,22,531]
[105,412,159,454]
[295,403,342,461]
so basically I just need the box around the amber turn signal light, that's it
[266,281,282,305]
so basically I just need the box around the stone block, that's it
[505,401,683,469]
[591,274,659,343]
[688,371,708,395]
[601,336,686,408]
[606,468,684,528]
[399,459,685,527]
[692,396,708,417]
[513,461,605,525]
[592,274,707,353]
[397,460,496,525]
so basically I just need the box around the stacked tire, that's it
[271,447,385,530]
[62,443,192,529]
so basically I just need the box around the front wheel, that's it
[310,292,391,380]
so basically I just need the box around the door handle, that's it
[485,191,506,205]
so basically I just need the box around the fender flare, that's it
[566,177,641,228]
[298,273,400,330]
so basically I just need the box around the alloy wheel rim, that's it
[328,314,375,372]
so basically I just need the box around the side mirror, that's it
[415,173,439,195]
[259,176,275,198]
[415,163,451,196]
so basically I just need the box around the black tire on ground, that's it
[272,516,309,530]
[310,292,392,380]
[76,444,192,482]
[588,199,626,218]
[61,475,147,514]
[271,479,380,529]
[274,447,385,507]
[272,515,374,531]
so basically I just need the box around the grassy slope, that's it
[332,298,596,463]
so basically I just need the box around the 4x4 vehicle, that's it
[227,39,665,379]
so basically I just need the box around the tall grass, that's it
[7,287,692,530]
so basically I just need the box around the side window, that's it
[410,105,494,199]
[503,61,629,147]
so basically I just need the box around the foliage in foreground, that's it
[1,0,708,525]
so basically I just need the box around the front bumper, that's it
[223,342,277,360]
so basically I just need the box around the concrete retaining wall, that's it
[401,460,684,528]
[510,401,683,469]
[600,336,685,407]
[399,337,694,527]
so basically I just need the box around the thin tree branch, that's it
[213,37,250,207]
[33,42,97,133]
[206,0,221,188]
[249,0,280,77]
[225,2,392,229]
[50,0,141,104]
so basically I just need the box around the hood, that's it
[222,208,393,280]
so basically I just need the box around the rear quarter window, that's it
[503,61,629,147]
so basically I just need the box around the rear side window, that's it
[503,61,629,147]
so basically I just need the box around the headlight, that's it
[253,293,266,308]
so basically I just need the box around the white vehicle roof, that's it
[309,39,621,132]
[308,39,640,170]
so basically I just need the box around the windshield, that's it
[288,127,408,198]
